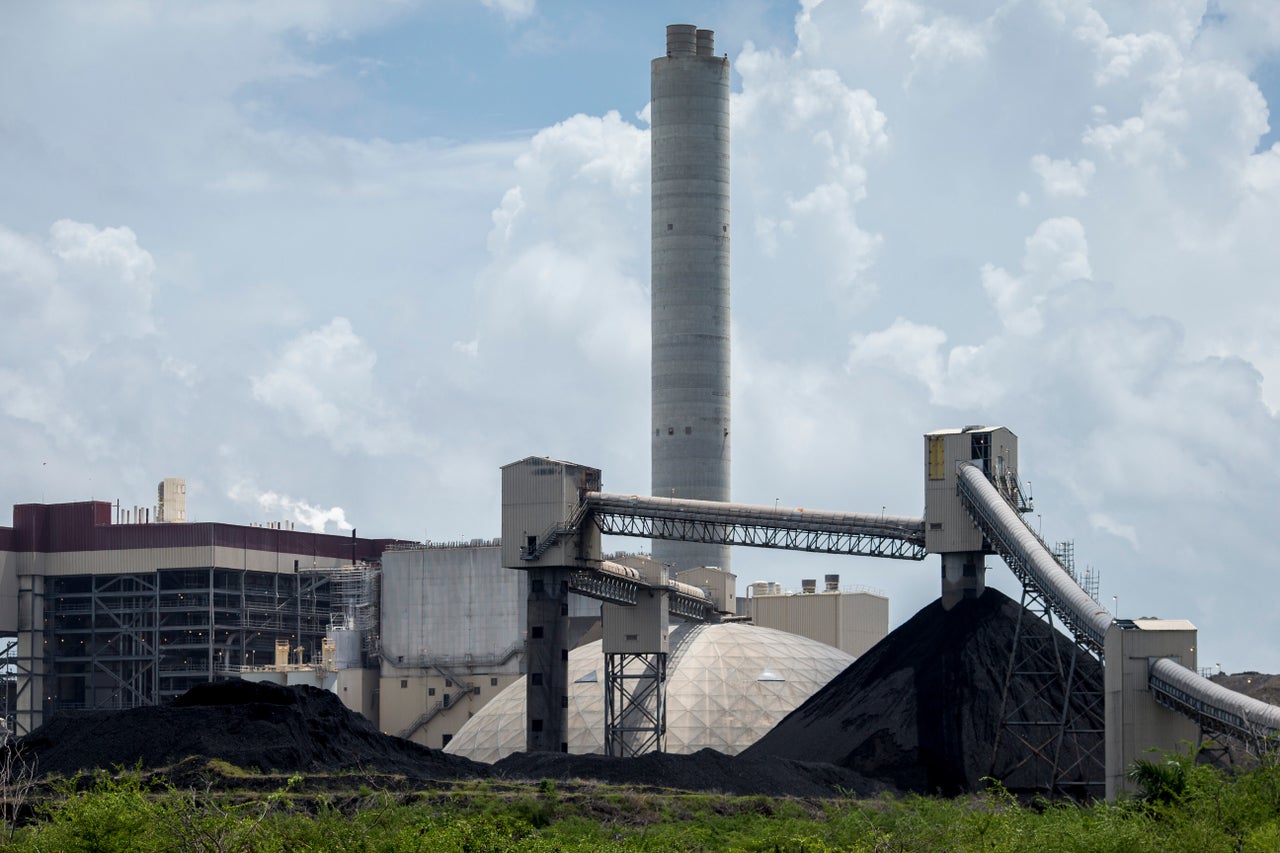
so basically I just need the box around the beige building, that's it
[748,575,888,659]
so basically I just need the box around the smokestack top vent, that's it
[696,28,715,56]
[666,24,698,56]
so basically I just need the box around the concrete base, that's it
[940,552,986,611]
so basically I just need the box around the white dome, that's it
[444,622,854,763]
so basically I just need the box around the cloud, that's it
[732,41,887,352]
[481,0,536,23]
[250,318,432,457]
[0,220,163,453]
[977,217,1092,337]
[1087,512,1138,550]
[4,1,1280,672]
[1031,155,1096,197]
[474,110,650,375]
[0,220,157,359]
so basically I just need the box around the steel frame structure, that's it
[39,567,336,715]
[587,492,926,561]
[988,582,1105,798]
[957,466,1107,797]
[604,651,667,757]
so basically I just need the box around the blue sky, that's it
[3,0,1280,671]
[257,2,802,141]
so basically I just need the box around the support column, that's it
[15,572,45,735]
[525,567,571,753]
[605,651,667,756]
[940,551,986,611]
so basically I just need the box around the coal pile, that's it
[744,589,1105,796]
[1211,672,1280,706]
[494,748,891,799]
[18,679,490,781]
[16,679,887,797]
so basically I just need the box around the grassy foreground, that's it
[3,752,1280,852]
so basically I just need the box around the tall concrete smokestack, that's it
[651,24,731,573]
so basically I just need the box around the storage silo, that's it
[651,24,731,573]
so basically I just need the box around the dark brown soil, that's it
[743,588,1106,797]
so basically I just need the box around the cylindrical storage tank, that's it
[327,627,362,670]
[651,24,731,574]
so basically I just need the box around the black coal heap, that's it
[744,588,1104,796]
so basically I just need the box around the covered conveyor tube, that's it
[956,463,1113,652]
[959,462,1280,743]
[1150,656,1280,740]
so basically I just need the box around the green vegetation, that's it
[4,752,1280,852]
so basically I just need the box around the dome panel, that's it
[444,622,854,763]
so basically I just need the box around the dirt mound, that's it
[743,589,1105,796]
[493,748,891,798]
[18,679,490,781]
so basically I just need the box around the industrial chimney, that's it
[651,24,731,573]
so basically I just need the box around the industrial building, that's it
[376,540,599,750]
[748,575,888,659]
[0,494,396,735]
[0,480,885,756]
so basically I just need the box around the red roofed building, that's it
[0,499,404,735]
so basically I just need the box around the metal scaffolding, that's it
[604,652,667,757]
[39,567,339,716]
[988,581,1105,798]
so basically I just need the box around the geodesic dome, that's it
[443,622,854,763]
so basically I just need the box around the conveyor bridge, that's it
[505,439,1280,796]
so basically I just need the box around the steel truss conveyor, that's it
[956,462,1280,749]
[585,492,927,561]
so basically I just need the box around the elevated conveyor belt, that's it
[566,560,714,621]
[586,492,927,560]
[957,463,1280,746]
[1149,657,1280,745]
[956,464,1112,655]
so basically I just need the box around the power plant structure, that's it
[501,423,1280,799]
[3,23,1280,803]
[0,496,396,736]
[651,24,732,575]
